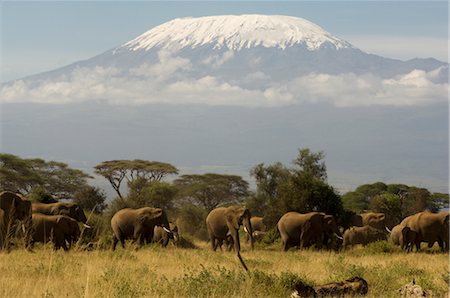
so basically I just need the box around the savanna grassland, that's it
[0,241,448,298]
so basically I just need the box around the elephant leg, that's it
[212,237,220,251]
[112,235,119,250]
[133,228,145,249]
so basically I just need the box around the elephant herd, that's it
[1,190,448,256]
[0,191,91,251]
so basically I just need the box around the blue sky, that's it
[1,1,448,82]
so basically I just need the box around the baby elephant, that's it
[153,223,179,247]
[292,276,369,297]
[29,213,80,250]
[343,226,387,249]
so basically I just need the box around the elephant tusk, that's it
[82,223,92,229]
[243,226,249,234]
[385,226,392,233]
[334,233,343,240]
[163,227,171,234]
[21,224,26,234]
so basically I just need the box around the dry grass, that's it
[0,241,448,297]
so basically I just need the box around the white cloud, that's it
[0,61,447,107]
[201,50,235,68]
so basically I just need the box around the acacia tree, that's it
[174,173,249,211]
[0,153,91,199]
[94,159,178,198]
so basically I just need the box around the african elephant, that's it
[389,224,403,246]
[111,207,172,250]
[206,205,254,253]
[400,226,419,252]
[28,213,80,250]
[153,223,179,247]
[343,225,387,249]
[351,212,387,230]
[0,191,32,249]
[32,202,90,227]
[245,216,266,243]
[402,212,449,251]
[277,212,342,251]
[389,224,420,251]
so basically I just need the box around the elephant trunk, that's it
[160,212,173,239]
[243,217,254,250]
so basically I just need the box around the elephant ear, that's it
[139,208,163,224]
[225,210,240,230]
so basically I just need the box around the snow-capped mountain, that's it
[2,14,448,106]
[119,15,353,51]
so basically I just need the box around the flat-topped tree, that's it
[94,160,178,199]
[0,153,91,199]
[174,173,249,211]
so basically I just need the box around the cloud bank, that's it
[1,52,448,107]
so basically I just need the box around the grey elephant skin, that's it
[32,202,88,225]
[245,216,267,243]
[153,223,179,247]
[401,212,449,251]
[111,207,172,250]
[0,191,32,249]
[206,205,254,253]
[277,212,342,251]
[28,213,80,250]
[343,225,387,249]
[351,212,387,230]
[389,222,419,252]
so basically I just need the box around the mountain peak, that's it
[118,14,353,52]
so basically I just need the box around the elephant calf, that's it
[153,223,179,247]
[29,213,80,250]
[343,225,387,249]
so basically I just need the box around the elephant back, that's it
[407,212,448,242]
[360,212,386,229]
[250,216,266,232]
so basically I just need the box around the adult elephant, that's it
[403,212,449,251]
[206,205,254,253]
[245,216,267,243]
[351,212,387,230]
[277,212,342,252]
[343,226,387,249]
[28,213,80,250]
[111,207,172,250]
[206,205,254,271]
[32,202,90,227]
[153,223,179,247]
[0,191,32,249]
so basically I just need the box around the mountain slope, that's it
[2,14,448,106]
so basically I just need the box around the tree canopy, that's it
[246,148,343,227]
[94,159,178,198]
[0,153,91,199]
[174,173,249,211]
[342,182,449,226]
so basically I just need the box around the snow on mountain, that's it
[1,14,448,107]
[118,15,353,52]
